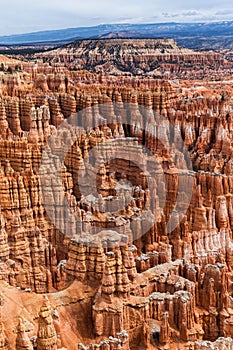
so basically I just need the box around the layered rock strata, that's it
[0,46,232,349]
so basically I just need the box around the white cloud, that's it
[182,10,200,16]
[215,9,233,15]
[0,0,232,35]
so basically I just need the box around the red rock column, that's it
[37,296,57,350]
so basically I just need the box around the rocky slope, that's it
[31,38,233,79]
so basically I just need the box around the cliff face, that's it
[31,38,233,79]
[0,43,232,349]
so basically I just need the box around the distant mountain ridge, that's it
[0,21,233,49]
[37,38,231,77]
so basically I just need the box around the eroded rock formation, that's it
[0,41,232,349]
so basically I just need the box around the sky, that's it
[1,0,233,35]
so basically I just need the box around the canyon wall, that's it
[0,42,232,349]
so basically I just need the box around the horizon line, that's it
[0,19,233,38]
